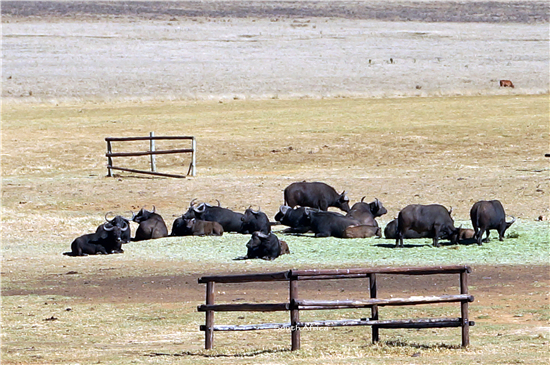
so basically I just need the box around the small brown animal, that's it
[457,228,476,240]
[343,225,382,239]
[279,240,290,255]
[186,219,224,236]
[499,80,514,88]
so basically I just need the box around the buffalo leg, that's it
[483,230,491,243]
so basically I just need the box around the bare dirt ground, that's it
[1,1,549,364]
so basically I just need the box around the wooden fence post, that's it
[460,270,470,347]
[191,137,196,177]
[205,281,215,349]
[150,132,156,172]
[106,140,113,177]
[369,273,379,343]
[289,278,300,351]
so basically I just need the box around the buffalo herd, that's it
[65,181,516,259]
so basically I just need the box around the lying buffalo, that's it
[65,214,130,256]
[234,232,287,260]
[284,181,350,212]
[132,206,168,241]
[396,204,459,248]
[274,205,312,233]
[306,210,359,238]
[182,199,245,233]
[384,219,431,239]
[343,225,382,238]
[241,207,271,234]
[347,197,387,226]
[171,217,224,236]
[470,200,516,245]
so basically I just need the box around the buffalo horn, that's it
[195,203,206,213]
[189,198,198,207]
[360,196,366,203]
[448,206,453,215]
[152,205,156,213]
[121,221,129,231]
[375,198,380,207]
[255,231,270,239]
[216,199,221,207]
[103,223,114,231]
[507,216,517,224]
[280,205,291,215]
[105,211,115,222]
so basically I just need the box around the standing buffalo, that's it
[274,206,312,233]
[306,210,359,238]
[235,232,286,260]
[65,214,130,256]
[347,197,387,226]
[132,206,168,241]
[396,204,459,248]
[182,199,245,233]
[284,181,350,212]
[241,207,271,234]
[470,200,516,245]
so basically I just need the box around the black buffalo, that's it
[182,199,245,233]
[396,204,459,248]
[384,219,431,239]
[132,206,168,241]
[284,181,350,212]
[306,210,360,238]
[347,197,387,226]
[274,206,312,233]
[65,215,130,256]
[235,232,285,260]
[241,207,271,234]
[470,200,516,245]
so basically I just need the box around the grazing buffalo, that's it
[499,80,514,88]
[65,214,130,256]
[470,200,516,245]
[235,232,285,260]
[347,197,387,226]
[284,181,350,212]
[306,210,359,238]
[396,204,459,248]
[343,225,382,238]
[384,219,431,239]
[132,206,168,241]
[274,206,312,233]
[241,207,271,234]
[182,199,245,233]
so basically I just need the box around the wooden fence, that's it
[105,133,196,178]
[198,265,474,351]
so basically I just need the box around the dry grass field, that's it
[1,1,549,364]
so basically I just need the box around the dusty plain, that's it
[1,1,549,364]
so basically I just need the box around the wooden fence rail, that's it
[197,265,474,351]
[105,133,196,178]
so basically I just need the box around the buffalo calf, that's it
[343,225,381,238]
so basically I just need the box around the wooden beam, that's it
[198,271,290,284]
[106,136,194,142]
[107,166,187,178]
[296,294,474,310]
[198,303,290,312]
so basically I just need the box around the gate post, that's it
[369,273,379,343]
[460,270,470,347]
[150,132,156,172]
[289,278,300,351]
[205,281,215,349]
